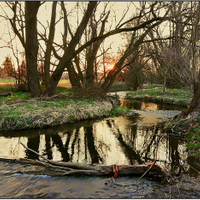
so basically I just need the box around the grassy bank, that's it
[125,84,192,107]
[0,98,118,131]
[0,85,121,131]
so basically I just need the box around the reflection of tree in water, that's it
[106,119,143,165]
[168,136,181,173]
[26,135,40,159]
[141,125,161,162]
[84,126,102,164]
[27,126,103,164]
[44,135,52,160]
[25,116,183,171]
[139,124,182,172]
[51,131,74,162]
[106,118,183,171]
[70,129,79,162]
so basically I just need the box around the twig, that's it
[36,160,73,171]
[135,162,155,183]
[160,166,175,184]
[20,142,75,171]
[20,142,98,171]
[111,149,159,186]
[135,148,158,183]
[188,164,200,175]
[20,142,50,162]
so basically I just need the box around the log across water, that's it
[0,143,174,184]
[0,157,167,180]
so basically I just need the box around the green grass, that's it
[126,84,192,106]
[0,84,74,102]
[142,84,163,89]
[110,105,130,116]
[127,87,191,99]
[0,78,15,84]
[0,83,119,131]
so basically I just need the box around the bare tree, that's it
[2,1,170,97]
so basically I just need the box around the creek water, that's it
[0,99,199,198]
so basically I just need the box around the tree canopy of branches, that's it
[2,1,170,97]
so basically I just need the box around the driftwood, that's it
[0,142,175,184]
[0,92,12,97]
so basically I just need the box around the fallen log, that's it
[0,142,172,184]
[0,157,164,177]
[0,92,12,97]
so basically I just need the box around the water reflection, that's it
[0,101,187,173]
[120,99,184,111]
[140,102,158,111]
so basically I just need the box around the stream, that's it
[0,96,199,198]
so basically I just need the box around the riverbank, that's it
[0,96,122,131]
[125,85,200,163]
[125,86,192,107]
[0,83,199,162]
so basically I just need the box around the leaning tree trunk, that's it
[179,80,200,117]
[25,2,42,97]
[44,2,57,88]
[101,20,164,93]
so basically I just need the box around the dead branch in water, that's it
[0,142,173,183]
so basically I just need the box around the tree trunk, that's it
[101,66,121,93]
[43,2,97,97]
[85,12,109,88]
[25,2,42,97]
[163,72,167,92]
[180,81,200,117]
[44,2,57,88]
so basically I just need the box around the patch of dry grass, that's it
[0,98,117,131]
[58,79,71,88]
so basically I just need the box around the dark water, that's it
[0,100,199,198]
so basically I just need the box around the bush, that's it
[110,106,130,116]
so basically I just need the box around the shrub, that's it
[110,106,130,116]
